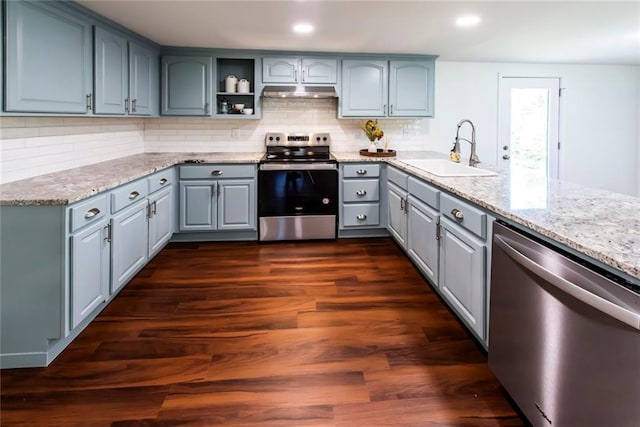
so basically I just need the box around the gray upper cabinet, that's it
[5,0,93,113]
[94,27,128,115]
[341,58,435,118]
[263,57,337,84]
[129,41,158,116]
[389,60,434,117]
[341,59,388,117]
[162,55,213,116]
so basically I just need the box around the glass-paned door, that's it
[498,77,560,180]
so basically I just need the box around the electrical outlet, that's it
[231,128,239,138]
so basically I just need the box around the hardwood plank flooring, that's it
[1,238,526,426]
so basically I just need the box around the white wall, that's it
[428,61,640,196]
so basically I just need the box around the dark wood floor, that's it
[1,238,525,426]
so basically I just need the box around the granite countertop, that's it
[1,150,638,281]
[0,152,263,206]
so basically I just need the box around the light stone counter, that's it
[334,150,640,282]
[0,152,263,206]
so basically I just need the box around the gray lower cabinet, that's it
[340,163,385,235]
[439,216,486,339]
[161,55,212,115]
[70,217,109,329]
[407,197,439,286]
[179,164,257,232]
[110,200,149,294]
[148,186,174,258]
[387,166,410,247]
[5,0,92,113]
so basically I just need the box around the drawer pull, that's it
[356,190,367,196]
[129,191,140,200]
[451,208,464,220]
[84,208,100,219]
[356,169,367,175]
[159,178,168,185]
[356,214,367,221]
[211,170,223,176]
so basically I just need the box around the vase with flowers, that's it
[361,119,384,153]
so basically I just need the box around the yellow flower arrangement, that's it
[361,119,384,142]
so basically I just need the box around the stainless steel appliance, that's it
[258,132,338,241]
[489,221,640,427]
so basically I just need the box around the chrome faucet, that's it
[454,119,480,167]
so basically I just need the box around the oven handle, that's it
[494,234,640,331]
[259,163,337,171]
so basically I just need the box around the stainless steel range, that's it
[258,132,338,241]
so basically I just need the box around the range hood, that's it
[262,85,337,98]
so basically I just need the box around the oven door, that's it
[258,163,337,241]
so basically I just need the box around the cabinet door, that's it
[439,216,486,339]
[218,179,256,231]
[387,182,407,248]
[341,60,388,117]
[94,27,128,115]
[389,60,434,117]
[407,197,439,286]
[129,41,157,116]
[111,200,149,294]
[5,0,92,113]
[301,58,337,84]
[262,57,299,83]
[179,181,217,231]
[162,56,212,115]
[148,186,174,258]
[70,218,109,329]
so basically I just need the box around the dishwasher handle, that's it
[494,234,640,331]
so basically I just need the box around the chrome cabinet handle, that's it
[356,190,367,196]
[390,105,394,115]
[356,169,367,175]
[84,208,100,219]
[104,223,112,243]
[131,99,137,113]
[502,154,511,160]
[383,104,387,115]
[125,97,130,113]
[159,178,168,185]
[301,68,305,82]
[451,208,464,220]
[152,200,157,215]
[295,68,299,82]
[211,170,223,176]
[204,102,209,114]
[356,214,367,221]
[129,191,140,200]
[86,93,93,111]
[400,198,405,211]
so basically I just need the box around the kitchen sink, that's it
[401,159,498,177]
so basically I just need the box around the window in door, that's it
[498,76,560,209]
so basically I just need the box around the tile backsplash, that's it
[144,98,430,152]
[1,99,430,184]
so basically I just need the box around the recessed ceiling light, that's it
[455,15,481,28]
[293,23,314,34]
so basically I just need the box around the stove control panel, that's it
[265,132,331,146]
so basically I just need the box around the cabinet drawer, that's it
[69,194,108,233]
[180,164,256,179]
[440,192,487,239]
[343,180,379,202]
[343,163,380,178]
[148,168,174,193]
[343,203,380,227]
[408,177,440,210]
[111,179,149,213]
[388,166,408,189]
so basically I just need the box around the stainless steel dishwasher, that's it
[489,221,640,427]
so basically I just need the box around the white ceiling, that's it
[77,0,640,65]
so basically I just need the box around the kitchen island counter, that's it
[334,150,640,282]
